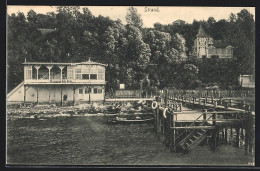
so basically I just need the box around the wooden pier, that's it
[152,90,255,154]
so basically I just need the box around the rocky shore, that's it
[7,100,154,120]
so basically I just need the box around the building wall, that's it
[7,84,105,103]
[197,37,208,58]
[7,83,24,102]
[207,47,233,58]
[238,75,255,88]
[9,62,106,104]
[192,35,233,59]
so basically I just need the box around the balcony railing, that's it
[24,79,105,84]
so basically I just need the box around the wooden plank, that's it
[170,126,215,130]
[175,119,242,122]
[205,111,245,114]
[174,99,249,112]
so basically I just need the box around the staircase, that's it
[178,129,208,152]
[176,114,213,153]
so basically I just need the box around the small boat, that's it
[104,106,121,114]
[108,116,154,124]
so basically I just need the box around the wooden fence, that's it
[113,89,254,99]
[164,89,255,99]
[114,90,143,98]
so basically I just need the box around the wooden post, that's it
[216,129,220,146]
[241,100,245,109]
[36,86,39,104]
[245,128,249,154]
[163,112,166,142]
[248,106,254,154]
[221,129,225,144]
[60,86,63,107]
[225,128,228,144]
[213,111,216,127]
[164,89,168,107]
[211,129,217,152]
[161,112,164,137]
[73,86,76,106]
[241,128,244,144]
[24,85,26,106]
[235,127,240,148]
[154,105,157,133]
[164,111,170,146]
[46,65,53,82]
[230,128,233,141]
[203,109,207,123]
[172,112,176,152]
[169,112,173,150]
[49,87,51,104]
[156,99,160,136]
[214,100,217,109]
[245,105,250,154]
[34,65,41,81]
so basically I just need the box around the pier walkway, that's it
[151,91,255,155]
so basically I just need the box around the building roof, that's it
[196,25,208,37]
[213,40,229,48]
[22,59,107,66]
[173,19,186,25]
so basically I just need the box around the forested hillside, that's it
[7,7,255,94]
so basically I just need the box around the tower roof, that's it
[196,25,208,37]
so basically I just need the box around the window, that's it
[75,74,81,79]
[98,89,102,94]
[98,69,104,80]
[85,88,91,94]
[94,88,98,94]
[67,70,74,79]
[79,89,83,94]
[75,69,81,73]
[82,74,89,79]
[26,69,32,79]
[90,74,97,79]
[227,49,232,54]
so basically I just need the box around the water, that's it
[7,116,254,166]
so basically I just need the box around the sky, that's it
[7,6,255,28]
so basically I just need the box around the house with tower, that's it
[191,25,233,59]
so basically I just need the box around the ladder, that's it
[177,115,213,153]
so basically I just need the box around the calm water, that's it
[7,116,254,166]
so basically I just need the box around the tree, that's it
[7,7,255,94]
[125,6,143,28]
[125,25,151,89]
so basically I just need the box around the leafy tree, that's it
[7,7,255,94]
[125,6,143,28]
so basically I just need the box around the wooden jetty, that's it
[152,90,255,154]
